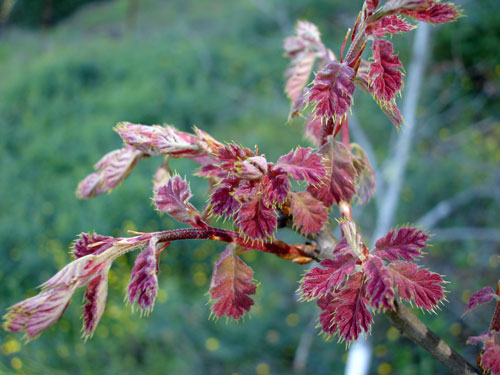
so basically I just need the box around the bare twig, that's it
[293,314,317,373]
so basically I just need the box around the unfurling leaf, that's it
[289,191,328,234]
[73,233,117,259]
[464,286,499,315]
[127,238,166,313]
[277,147,325,185]
[236,195,277,240]
[76,146,143,199]
[3,285,77,340]
[403,1,460,24]
[304,116,322,146]
[367,15,415,37]
[317,272,373,341]
[115,122,199,157]
[301,254,356,300]
[374,227,428,261]
[308,139,357,207]
[365,256,395,309]
[284,21,325,102]
[467,332,500,375]
[369,39,403,102]
[351,144,376,205]
[388,261,444,310]
[209,244,257,319]
[155,175,206,228]
[82,265,110,339]
[308,62,355,123]
[3,255,109,339]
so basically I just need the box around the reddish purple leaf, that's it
[284,21,325,102]
[365,256,395,309]
[82,266,110,340]
[301,253,356,300]
[464,286,499,315]
[76,146,143,199]
[127,238,166,313]
[210,178,242,217]
[209,244,257,320]
[115,122,199,157]
[261,167,291,206]
[3,285,76,340]
[73,233,117,259]
[388,261,444,310]
[367,15,415,37]
[308,139,357,207]
[155,175,206,228]
[4,255,110,339]
[236,195,277,240]
[351,144,376,205]
[354,64,404,127]
[217,143,255,171]
[237,156,268,180]
[308,62,355,123]
[403,1,460,24]
[374,227,428,261]
[289,191,328,234]
[317,273,373,341]
[369,39,403,102]
[277,147,325,185]
[468,332,500,375]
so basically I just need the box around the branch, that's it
[293,314,317,373]
[385,302,481,375]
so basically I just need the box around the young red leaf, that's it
[261,167,290,206]
[76,146,143,199]
[236,195,277,240]
[464,286,499,315]
[301,253,356,300]
[365,256,395,309]
[3,255,109,339]
[308,62,355,123]
[73,233,117,259]
[374,227,428,261]
[403,1,460,24]
[82,266,110,340]
[154,175,206,228]
[369,39,403,102]
[354,63,404,127]
[277,147,325,185]
[468,332,500,375]
[308,139,357,207]
[388,261,444,310]
[127,238,166,314]
[217,143,255,170]
[367,15,415,37]
[317,272,373,341]
[237,156,269,180]
[289,191,328,234]
[210,178,242,217]
[209,244,257,320]
[115,122,199,157]
[351,144,376,205]
[3,285,77,340]
[284,21,325,103]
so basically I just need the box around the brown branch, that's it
[385,302,481,375]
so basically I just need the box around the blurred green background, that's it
[1,0,499,374]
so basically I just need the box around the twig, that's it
[293,314,317,373]
[385,302,480,375]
